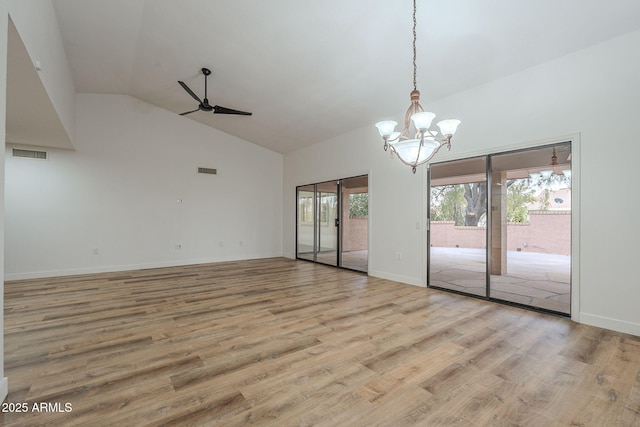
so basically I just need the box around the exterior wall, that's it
[431,222,486,249]
[341,188,368,251]
[343,217,368,251]
[431,211,571,256]
[507,211,571,255]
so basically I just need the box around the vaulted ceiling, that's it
[11,0,640,153]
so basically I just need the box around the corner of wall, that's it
[0,377,7,403]
[1,0,9,403]
[8,0,76,148]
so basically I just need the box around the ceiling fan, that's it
[178,68,252,117]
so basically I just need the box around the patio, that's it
[429,246,570,314]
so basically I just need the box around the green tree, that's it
[349,193,368,217]
[507,180,536,222]
[432,180,541,226]
[430,185,466,225]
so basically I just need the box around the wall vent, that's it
[13,148,47,159]
[197,167,217,175]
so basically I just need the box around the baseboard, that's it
[579,312,640,337]
[368,269,424,287]
[0,377,7,403]
[4,253,283,281]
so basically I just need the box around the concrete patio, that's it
[429,247,570,314]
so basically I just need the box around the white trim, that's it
[569,135,581,322]
[367,168,373,274]
[4,253,282,281]
[580,313,640,337]
[368,269,424,287]
[419,165,427,286]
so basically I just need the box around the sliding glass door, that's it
[341,176,369,272]
[316,181,339,267]
[428,143,572,315]
[296,175,368,272]
[428,157,488,297]
[489,143,572,314]
[296,184,316,262]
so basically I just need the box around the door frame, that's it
[296,174,369,273]
[425,133,580,321]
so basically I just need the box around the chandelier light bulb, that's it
[411,111,436,131]
[375,120,398,137]
[437,119,461,136]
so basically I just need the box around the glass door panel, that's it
[489,143,571,314]
[296,184,316,261]
[341,175,369,272]
[316,180,339,267]
[429,157,488,297]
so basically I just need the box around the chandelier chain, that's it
[412,0,417,91]
[374,0,461,173]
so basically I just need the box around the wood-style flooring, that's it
[2,258,640,426]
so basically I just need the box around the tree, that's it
[463,183,487,226]
[431,185,465,225]
[507,180,536,222]
[431,183,488,226]
[349,193,368,217]
[430,174,571,227]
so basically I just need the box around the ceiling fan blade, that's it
[178,81,202,103]
[213,105,253,116]
[180,108,200,116]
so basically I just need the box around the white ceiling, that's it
[23,0,640,153]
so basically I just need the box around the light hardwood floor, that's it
[2,258,639,426]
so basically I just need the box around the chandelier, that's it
[375,0,461,174]
[528,147,572,181]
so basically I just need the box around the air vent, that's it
[197,167,217,175]
[13,148,47,159]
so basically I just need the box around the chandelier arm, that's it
[414,132,424,166]
[429,140,449,158]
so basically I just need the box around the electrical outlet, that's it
[175,244,182,250]
[395,252,403,260]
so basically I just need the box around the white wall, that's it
[8,0,75,145]
[283,29,640,336]
[0,0,9,403]
[284,126,427,286]
[5,94,283,279]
